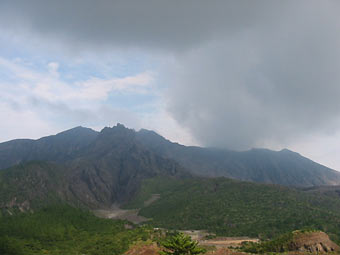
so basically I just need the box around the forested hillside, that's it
[0,205,151,255]
[127,177,340,243]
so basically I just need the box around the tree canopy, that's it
[160,232,206,255]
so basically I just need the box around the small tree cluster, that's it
[159,232,206,255]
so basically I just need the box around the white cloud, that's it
[140,103,198,146]
[0,57,159,142]
[47,62,60,78]
[0,56,195,147]
[76,71,154,100]
[289,131,340,171]
[0,101,57,142]
[0,57,154,104]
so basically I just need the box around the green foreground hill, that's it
[0,205,151,255]
[2,172,340,254]
[2,160,340,248]
[126,177,340,243]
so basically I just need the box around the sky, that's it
[1,0,340,170]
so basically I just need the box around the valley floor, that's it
[93,205,149,224]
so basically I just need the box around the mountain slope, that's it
[136,129,340,186]
[0,126,99,170]
[130,176,340,241]
[0,161,68,212]
[0,125,187,211]
[65,125,188,207]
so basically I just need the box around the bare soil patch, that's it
[94,194,161,224]
[144,194,160,207]
[201,237,259,248]
[93,205,149,224]
[181,230,259,248]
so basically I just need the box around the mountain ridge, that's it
[0,126,98,170]
[136,128,340,187]
[0,125,188,212]
[1,124,340,187]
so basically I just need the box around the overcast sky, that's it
[1,0,340,170]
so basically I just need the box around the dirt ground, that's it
[93,205,149,224]
[94,194,161,224]
[201,237,260,248]
[181,230,259,248]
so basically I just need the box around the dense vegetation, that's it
[0,161,67,212]
[240,231,296,253]
[0,204,151,255]
[128,177,340,242]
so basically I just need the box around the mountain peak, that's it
[137,128,172,144]
[100,124,135,137]
[55,126,98,137]
[89,124,138,154]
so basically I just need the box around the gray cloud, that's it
[164,1,340,149]
[1,0,340,150]
[0,0,289,52]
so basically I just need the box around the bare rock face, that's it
[290,231,340,253]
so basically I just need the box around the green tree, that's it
[0,236,24,255]
[159,232,206,255]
